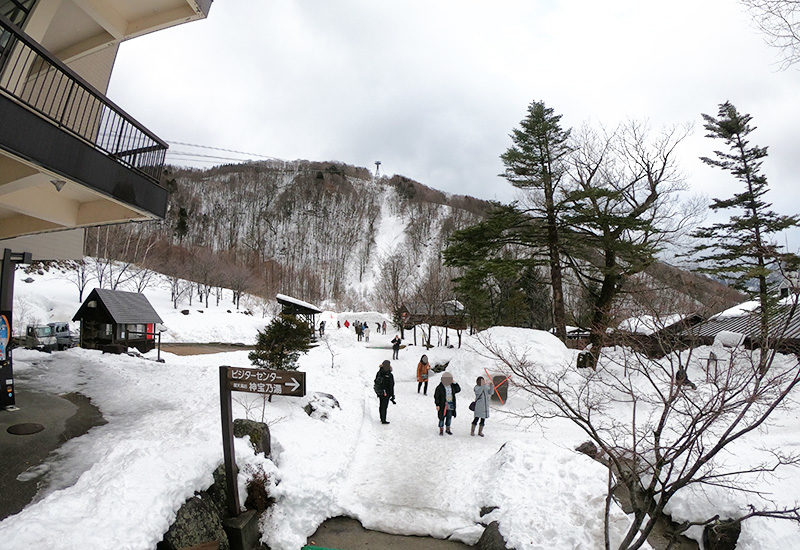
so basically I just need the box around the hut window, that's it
[102,324,112,336]
[88,301,97,308]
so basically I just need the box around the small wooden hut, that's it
[276,293,322,331]
[73,288,163,353]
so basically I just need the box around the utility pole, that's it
[374,160,381,181]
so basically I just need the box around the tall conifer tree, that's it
[500,101,571,340]
[691,101,799,367]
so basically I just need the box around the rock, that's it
[479,506,500,525]
[575,441,598,458]
[22,277,34,283]
[203,465,229,517]
[181,309,190,315]
[702,518,741,550]
[432,361,449,373]
[157,495,229,550]
[479,506,499,517]
[477,521,514,550]
[233,419,271,456]
[197,310,204,313]
[303,392,341,420]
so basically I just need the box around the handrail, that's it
[0,13,167,184]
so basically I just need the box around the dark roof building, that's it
[684,303,800,354]
[73,288,162,353]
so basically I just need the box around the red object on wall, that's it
[147,323,154,340]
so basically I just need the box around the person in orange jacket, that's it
[416,354,431,395]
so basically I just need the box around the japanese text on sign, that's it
[229,368,278,382]
[230,381,283,394]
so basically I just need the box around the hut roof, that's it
[73,288,163,324]
[687,303,800,342]
[276,293,322,315]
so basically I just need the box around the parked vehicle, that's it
[49,322,79,350]
[25,322,79,351]
[25,325,56,351]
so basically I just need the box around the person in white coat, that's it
[471,376,495,437]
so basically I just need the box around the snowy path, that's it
[2,328,661,550]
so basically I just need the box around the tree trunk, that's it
[589,251,619,355]
[544,184,567,341]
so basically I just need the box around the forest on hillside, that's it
[83,160,488,311]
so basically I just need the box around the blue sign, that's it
[0,314,9,359]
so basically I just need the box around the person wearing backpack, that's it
[416,354,431,395]
[374,360,395,424]
[364,325,370,342]
[434,372,460,435]
[470,376,495,437]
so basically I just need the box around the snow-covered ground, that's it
[3,268,800,549]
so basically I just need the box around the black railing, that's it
[0,13,167,183]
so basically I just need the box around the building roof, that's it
[687,303,800,342]
[276,294,322,315]
[73,288,163,324]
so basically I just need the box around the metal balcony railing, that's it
[0,13,167,184]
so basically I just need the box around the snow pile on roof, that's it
[276,293,322,313]
[617,313,686,335]
[711,300,761,320]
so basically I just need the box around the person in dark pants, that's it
[374,360,395,424]
[391,335,401,360]
[434,372,460,435]
[417,354,431,395]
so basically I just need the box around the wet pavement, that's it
[307,517,473,549]
[0,385,105,520]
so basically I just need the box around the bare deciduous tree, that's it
[62,258,95,302]
[742,1,800,67]
[478,315,800,549]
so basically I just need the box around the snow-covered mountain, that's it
[120,161,488,310]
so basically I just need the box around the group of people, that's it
[374,355,495,437]
[341,319,389,343]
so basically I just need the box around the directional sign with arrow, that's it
[225,366,306,397]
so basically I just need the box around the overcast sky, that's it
[110,0,800,247]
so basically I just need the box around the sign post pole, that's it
[219,365,306,519]
[219,366,241,517]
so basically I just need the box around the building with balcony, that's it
[0,0,212,408]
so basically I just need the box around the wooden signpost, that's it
[219,366,306,517]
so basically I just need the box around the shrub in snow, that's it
[244,464,276,513]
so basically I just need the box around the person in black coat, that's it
[374,360,395,424]
[434,372,460,436]
[391,335,401,360]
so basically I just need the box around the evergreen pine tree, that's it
[248,315,312,371]
[691,101,800,366]
[500,101,571,340]
[174,207,189,244]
